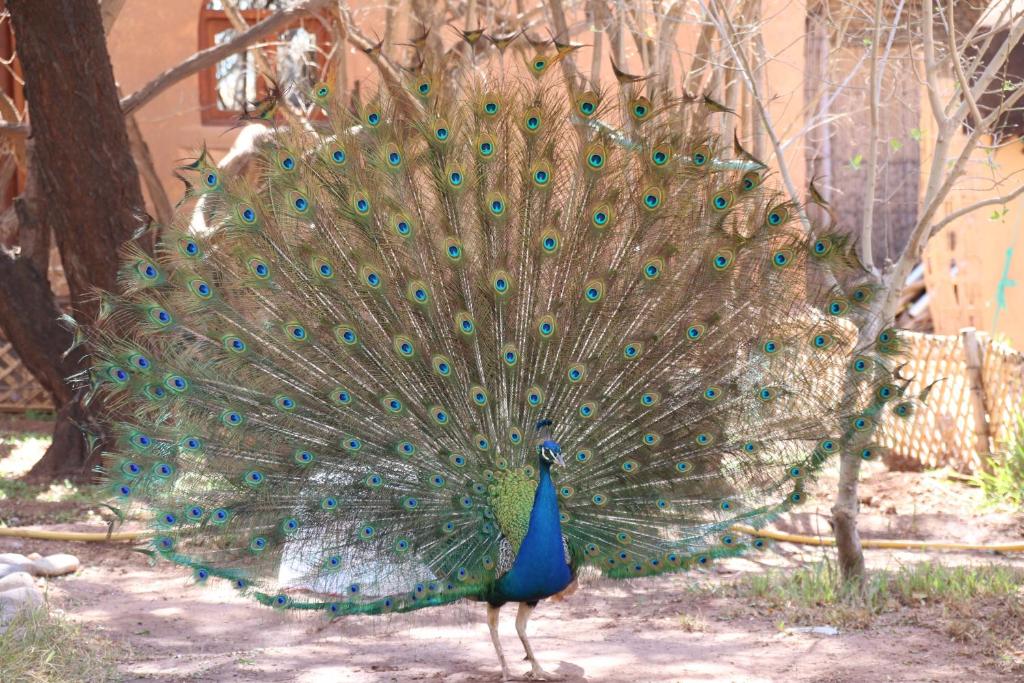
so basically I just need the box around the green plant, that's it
[724,560,1024,628]
[725,561,1024,671]
[975,415,1024,508]
[20,410,56,422]
[0,606,120,682]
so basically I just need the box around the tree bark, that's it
[2,0,145,481]
[832,452,866,582]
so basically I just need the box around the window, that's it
[198,1,331,125]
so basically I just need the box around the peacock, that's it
[81,43,913,680]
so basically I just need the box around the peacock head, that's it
[535,419,564,467]
[538,440,564,467]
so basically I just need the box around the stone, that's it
[32,554,80,577]
[0,572,35,592]
[0,586,43,615]
[0,562,34,579]
[0,553,31,566]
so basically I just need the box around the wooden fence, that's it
[0,338,52,413]
[0,327,1021,472]
[878,329,1024,473]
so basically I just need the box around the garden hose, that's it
[1,524,1022,552]
[730,524,1024,553]
[0,527,141,542]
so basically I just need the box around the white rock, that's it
[26,552,42,561]
[0,586,43,614]
[0,562,34,579]
[0,553,31,566]
[32,554,80,577]
[0,572,35,592]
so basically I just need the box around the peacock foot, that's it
[524,666,563,681]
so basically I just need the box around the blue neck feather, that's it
[492,455,573,604]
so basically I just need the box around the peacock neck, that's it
[491,454,572,604]
[533,457,558,529]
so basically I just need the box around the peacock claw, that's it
[524,668,563,681]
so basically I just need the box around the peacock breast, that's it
[489,463,572,604]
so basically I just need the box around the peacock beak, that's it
[552,449,565,467]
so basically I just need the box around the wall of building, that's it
[923,138,1024,347]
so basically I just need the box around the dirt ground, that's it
[2,416,1023,682]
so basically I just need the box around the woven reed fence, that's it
[0,338,52,413]
[0,326,1021,471]
[878,329,1024,473]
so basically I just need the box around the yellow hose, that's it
[730,524,1024,553]
[1,524,1022,553]
[0,527,142,542]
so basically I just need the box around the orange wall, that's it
[922,143,1024,347]
[919,75,1024,347]
[108,0,221,204]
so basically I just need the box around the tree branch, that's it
[928,183,1024,237]
[859,0,885,271]
[947,0,983,131]
[921,0,947,126]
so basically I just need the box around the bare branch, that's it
[859,0,885,271]
[382,0,400,51]
[683,13,716,95]
[546,0,581,91]
[955,11,1024,125]
[587,0,605,90]
[928,183,1024,237]
[223,0,275,78]
[611,0,626,67]
[655,0,687,95]
[921,0,947,126]
[946,0,983,131]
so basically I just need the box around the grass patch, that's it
[975,415,1024,508]
[20,410,55,423]
[0,606,120,682]
[736,561,1022,613]
[721,561,1024,671]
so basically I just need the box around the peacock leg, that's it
[487,603,511,681]
[515,602,562,680]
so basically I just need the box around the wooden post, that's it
[961,327,992,472]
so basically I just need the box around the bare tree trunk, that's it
[832,452,866,581]
[2,0,146,482]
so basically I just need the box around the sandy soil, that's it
[2,416,1023,682]
[0,534,1017,683]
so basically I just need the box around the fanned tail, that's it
[84,53,914,613]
